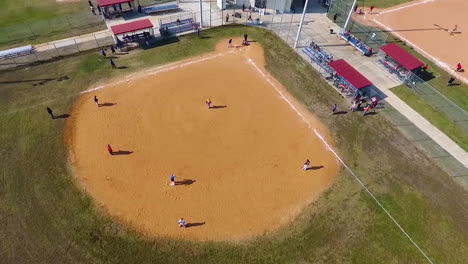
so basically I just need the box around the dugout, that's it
[111,19,154,48]
[378,43,424,82]
[328,59,372,99]
[98,0,136,19]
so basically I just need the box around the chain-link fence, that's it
[405,74,468,131]
[326,0,388,51]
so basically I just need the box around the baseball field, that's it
[1,25,467,263]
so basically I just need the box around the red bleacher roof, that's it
[328,59,372,89]
[111,19,153,35]
[380,43,424,71]
[97,0,134,7]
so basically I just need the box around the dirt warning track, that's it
[66,39,339,241]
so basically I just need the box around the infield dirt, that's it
[66,39,339,241]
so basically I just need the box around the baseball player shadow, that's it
[186,222,205,228]
[113,150,133,155]
[333,111,347,115]
[307,165,324,170]
[99,102,116,107]
[176,179,196,185]
[55,114,71,119]
[210,105,227,109]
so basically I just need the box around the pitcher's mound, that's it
[67,40,339,241]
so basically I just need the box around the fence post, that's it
[53,43,60,57]
[199,0,203,28]
[209,0,212,27]
[27,23,36,37]
[94,34,100,48]
[74,39,80,52]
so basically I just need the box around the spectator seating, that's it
[340,32,372,56]
[159,18,196,36]
[302,42,334,74]
[143,4,179,14]
[0,45,35,60]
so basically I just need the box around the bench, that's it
[143,4,179,14]
[0,45,35,60]
[302,47,334,74]
[159,18,196,36]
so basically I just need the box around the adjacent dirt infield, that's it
[66,40,339,241]
[370,0,468,83]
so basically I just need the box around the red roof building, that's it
[97,0,135,7]
[328,59,372,89]
[111,19,154,35]
[380,43,424,71]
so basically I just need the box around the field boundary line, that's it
[0,51,233,118]
[378,0,435,15]
[247,58,434,264]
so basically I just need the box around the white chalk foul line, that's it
[372,18,468,85]
[0,51,232,118]
[378,0,434,15]
[247,58,434,264]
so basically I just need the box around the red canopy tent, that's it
[380,43,424,71]
[111,19,154,35]
[328,59,372,89]
[97,0,134,7]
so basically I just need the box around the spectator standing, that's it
[138,5,142,13]
[110,45,116,55]
[331,104,337,114]
[46,107,54,119]
[354,4,358,12]
[226,13,229,22]
[90,6,96,15]
[244,33,248,42]
[333,13,337,22]
[110,59,116,69]
[242,4,245,12]
[97,5,101,15]
[447,76,456,86]
[350,101,357,112]
[363,105,371,116]
[196,28,200,37]
[94,95,99,106]
[101,48,106,57]
[88,1,94,8]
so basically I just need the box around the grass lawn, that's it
[0,25,467,263]
[0,0,105,49]
[391,85,468,151]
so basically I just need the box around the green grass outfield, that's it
[0,26,467,263]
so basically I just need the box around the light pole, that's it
[294,0,310,48]
[343,0,357,32]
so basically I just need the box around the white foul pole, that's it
[294,0,310,48]
[343,0,357,32]
[199,0,204,28]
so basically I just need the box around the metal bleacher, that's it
[159,18,196,36]
[143,4,179,14]
[0,45,35,60]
